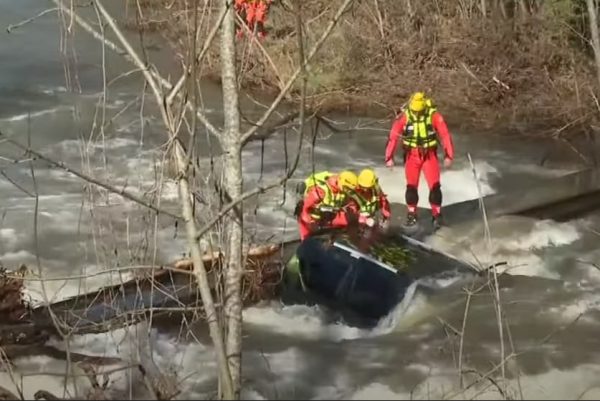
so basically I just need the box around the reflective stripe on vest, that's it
[304,171,346,220]
[353,186,381,215]
[402,108,438,148]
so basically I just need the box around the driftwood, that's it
[0,243,285,355]
[0,244,285,399]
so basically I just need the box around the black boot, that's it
[405,211,418,227]
[432,213,443,230]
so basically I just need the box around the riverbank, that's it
[128,1,599,139]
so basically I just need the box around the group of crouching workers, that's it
[294,91,455,241]
[294,169,392,240]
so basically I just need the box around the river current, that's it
[1,1,600,399]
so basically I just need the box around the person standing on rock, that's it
[384,92,455,229]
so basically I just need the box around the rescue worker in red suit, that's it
[347,168,392,230]
[296,170,359,240]
[384,92,455,228]
[235,0,271,40]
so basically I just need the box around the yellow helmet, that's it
[358,168,377,189]
[409,91,426,113]
[337,170,358,191]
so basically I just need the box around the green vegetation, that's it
[369,239,415,270]
[335,234,415,270]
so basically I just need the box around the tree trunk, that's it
[87,2,236,399]
[517,0,528,17]
[480,0,487,17]
[405,0,413,16]
[587,0,600,88]
[497,0,507,19]
[218,0,244,398]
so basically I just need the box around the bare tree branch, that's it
[90,0,235,397]
[6,7,59,33]
[166,3,229,106]
[195,0,310,243]
[240,0,356,145]
[49,0,222,139]
[0,170,36,197]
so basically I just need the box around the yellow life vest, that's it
[304,171,346,220]
[352,185,382,216]
[402,107,438,149]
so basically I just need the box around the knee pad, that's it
[405,185,419,205]
[429,182,442,205]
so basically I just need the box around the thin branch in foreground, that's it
[240,0,357,145]
[165,2,229,106]
[89,0,235,397]
[461,368,508,399]
[0,170,35,197]
[49,0,221,139]
[468,151,506,388]
[6,7,59,33]
[0,131,182,220]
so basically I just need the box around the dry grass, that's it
[0,266,28,323]
[127,0,600,138]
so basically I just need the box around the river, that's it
[1,1,600,399]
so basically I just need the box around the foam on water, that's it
[242,278,458,342]
[0,228,19,250]
[11,342,599,400]
[343,362,600,400]
[373,159,498,206]
[38,324,222,399]
[56,137,140,152]
[426,216,584,279]
[21,264,138,306]
[0,105,70,123]
[0,357,90,400]
[501,219,581,251]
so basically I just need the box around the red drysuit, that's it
[384,110,454,217]
[235,0,271,39]
[298,176,351,240]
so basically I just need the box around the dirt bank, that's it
[127,0,600,141]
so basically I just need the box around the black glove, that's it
[293,200,304,218]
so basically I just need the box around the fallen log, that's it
[0,243,284,352]
[1,226,483,347]
[1,344,122,365]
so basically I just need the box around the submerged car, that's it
[279,226,478,328]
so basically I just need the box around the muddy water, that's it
[1,1,600,400]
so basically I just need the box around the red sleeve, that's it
[380,193,391,219]
[385,114,407,162]
[300,186,324,224]
[376,186,391,219]
[432,112,454,160]
[345,197,360,215]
